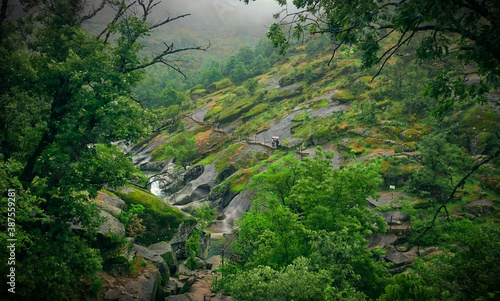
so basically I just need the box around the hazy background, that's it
[83,0,294,60]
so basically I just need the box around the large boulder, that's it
[366,234,398,249]
[168,222,211,260]
[92,191,126,217]
[133,244,169,275]
[183,165,204,184]
[100,266,161,301]
[381,211,410,225]
[385,246,414,268]
[148,242,178,274]
[399,129,422,142]
[98,211,125,237]
[139,160,169,171]
[464,199,494,216]
[191,184,211,202]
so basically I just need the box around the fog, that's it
[140,0,293,54]
[82,0,295,56]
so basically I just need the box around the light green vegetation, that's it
[114,186,189,245]
[3,0,500,299]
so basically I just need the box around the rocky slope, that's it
[114,42,500,300]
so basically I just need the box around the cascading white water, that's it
[149,176,164,197]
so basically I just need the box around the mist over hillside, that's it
[83,0,289,59]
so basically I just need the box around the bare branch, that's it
[371,30,416,81]
[97,1,137,42]
[328,28,353,66]
[150,13,191,30]
[80,0,107,24]
[124,41,210,74]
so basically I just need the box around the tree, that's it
[409,133,463,201]
[219,150,390,299]
[0,0,205,298]
[244,0,500,112]
[413,220,500,301]
[229,62,250,84]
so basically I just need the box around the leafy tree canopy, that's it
[0,0,205,298]
[217,150,389,300]
[244,0,500,112]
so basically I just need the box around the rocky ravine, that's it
[91,190,230,301]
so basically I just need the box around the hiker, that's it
[272,136,280,149]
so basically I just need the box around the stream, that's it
[148,172,245,257]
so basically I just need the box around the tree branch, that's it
[96,1,136,42]
[80,0,107,24]
[413,148,500,245]
[124,42,210,74]
[149,13,190,30]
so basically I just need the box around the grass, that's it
[115,185,185,220]
[114,185,194,245]
[214,142,246,171]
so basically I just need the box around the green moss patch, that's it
[242,103,269,121]
[115,186,190,245]
[311,99,330,110]
[333,89,356,102]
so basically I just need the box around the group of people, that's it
[271,136,280,149]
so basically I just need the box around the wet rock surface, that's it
[464,199,494,216]
[99,266,161,301]
[170,164,217,206]
[366,234,398,249]
[93,191,126,217]
[99,211,126,237]
[255,110,304,146]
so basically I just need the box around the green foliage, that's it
[229,62,250,85]
[228,257,332,301]
[0,0,204,296]
[154,134,197,167]
[118,204,146,237]
[262,0,500,112]
[185,229,201,270]
[379,270,441,301]
[357,100,380,125]
[408,133,463,201]
[114,186,187,245]
[217,150,390,299]
[402,220,500,301]
[190,203,217,230]
[246,78,258,95]
[266,23,289,55]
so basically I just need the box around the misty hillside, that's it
[125,29,500,300]
[1,0,499,300]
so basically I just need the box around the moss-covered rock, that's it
[242,103,269,121]
[366,138,384,148]
[401,142,417,151]
[205,105,223,122]
[400,129,422,142]
[349,141,365,154]
[114,186,190,245]
[190,89,207,100]
[380,126,401,137]
[218,98,254,123]
[265,88,291,102]
[207,78,233,92]
[311,99,330,109]
[481,177,500,194]
[333,89,356,102]
[460,105,500,152]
